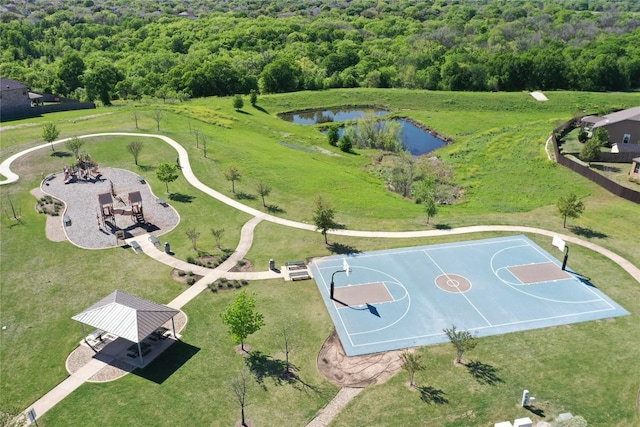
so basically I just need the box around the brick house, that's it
[581,106,640,146]
[0,78,42,119]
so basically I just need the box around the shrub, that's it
[237,260,246,267]
[219,277,227,283]
[187,271,194,276]
[241,280,248,286]
[227,282,234,288]
[186,277,196,286]
[177,270,186,277]
[234,282,242,289]
[186,256,196,264]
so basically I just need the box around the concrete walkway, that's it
[3,133,638,426]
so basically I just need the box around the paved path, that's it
[3,133,638,426]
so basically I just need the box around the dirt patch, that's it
[317,330,407,387]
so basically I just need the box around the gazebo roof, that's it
[98,192,113,206]
[128,191,142,204]
[72,290,179,343]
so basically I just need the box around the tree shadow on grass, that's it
[465,360,504,385]
[327,242,361,255]
[253,105,269,114]
[418,385,449,404]
[235,191,256,201]
[51,151,72,158]
[236,109,252,115]
[570,226,608,239]
[245,351,297,389]
[434,223,451,230]
[169,193,195,203]
[137,165,156,172]
[266,204,285,214]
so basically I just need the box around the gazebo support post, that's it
[80,323,87,344]
[137,342,143,366]
[171,317,176,339]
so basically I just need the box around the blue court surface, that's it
[309,235,629,356]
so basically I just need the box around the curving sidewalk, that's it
[5,133,638,426]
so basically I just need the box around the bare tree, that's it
[224,166,241,193]
[127,140,144,165]
[185,228,200,251]
[194,129,200,148]
[133,111,139,129]
[211,228,225,249]
[202,135,207,158]
[152,109,162,131]
[256,181,271,207]
[229,369,253,427]
[400,350,424,388]
[279,323,296,377]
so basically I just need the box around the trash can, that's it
[269,259,275,270]
[164,242,171,254]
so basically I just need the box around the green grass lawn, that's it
[1,89,639,426]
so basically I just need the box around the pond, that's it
[280,108,447,156]
[279,107,390,124]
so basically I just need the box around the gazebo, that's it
[72,290,179,365]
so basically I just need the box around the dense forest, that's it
[2,0,639,105]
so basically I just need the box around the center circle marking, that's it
[435,274,472,294]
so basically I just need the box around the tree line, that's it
[2,0,639,105]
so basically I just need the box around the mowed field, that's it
[1,89,639,426]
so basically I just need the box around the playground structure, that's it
[98,190,145,231]
[63,154,100,183]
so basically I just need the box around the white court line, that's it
[421,250,492,327]
[525,240,615,310]
[348,305,620,348]
[491,242,613,305]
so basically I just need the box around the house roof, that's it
[72,290,179,343]
[1,78,28,91]
[592,106,640,128]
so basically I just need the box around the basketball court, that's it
[309,235,629,356]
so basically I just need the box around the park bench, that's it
[63,215,71,226]
[148,235,160,248]
[44,173,55,182]
[130,240,142,253]
[137,175,145,184]
[157,198,167,206]
[286,261,307,271]
[289,270,311,281]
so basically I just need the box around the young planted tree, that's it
[211,228,225,249]
[233,94,244,110]
[133,111,140,129]
[194,129,200,148]
[249,89,258,106]
[42,122,60,152]
[152,109,163,131]
[443,325,477,365]
[312,195,337,245]
[327,125,340,146]
[279,323,296,377]
[423,193,438,224]
[202,135,208,158]
[338,134,353,153]
[229,368,253,427]
[557,193,585,228]
[224,166,242,193]
[127,140,144,165]
[65,136,84,158]
[256,181,271,207]
[185,228,200,251]
[220,290,264,352]
[156,162,179,193]
[400,350,424,388]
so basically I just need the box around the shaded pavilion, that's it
[72,290,179,365]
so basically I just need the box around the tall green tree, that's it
[83,60,122,105]
[220,290,264,352]
[327,125,339,147]
[233,94,244,110]
[42,122,60,152]
[443,324,477,365]
[557,193,585,228]
[56,51,85,96]
[259,58,302,93]
[156,162,178,193]
[312,195,337,245]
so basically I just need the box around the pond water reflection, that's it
[281,108,447,156]
[279,108,390,124]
